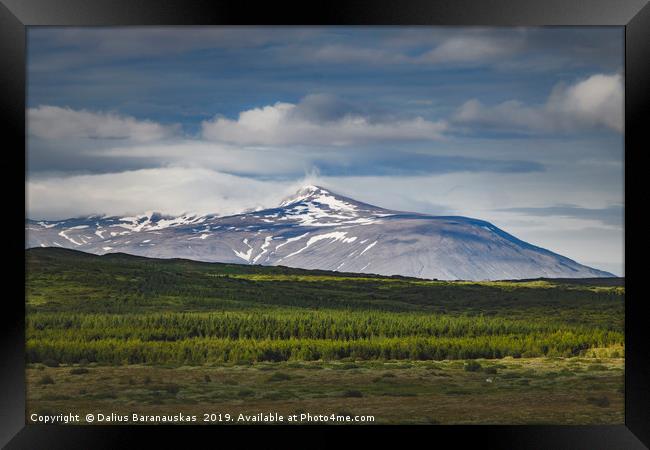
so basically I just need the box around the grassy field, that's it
[27,357,623,425]
[25,248,625,424]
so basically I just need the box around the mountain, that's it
[26,185,614,280]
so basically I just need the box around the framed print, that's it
[2,0,649,448]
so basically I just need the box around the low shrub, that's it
[587,395,610,407]
[237,389,255,398]
[165,384,180,394]
[37,374,54,385]
[338,363,359,370]
[267,372,291,382]
[342,390,363,398]
[464,361,482,372]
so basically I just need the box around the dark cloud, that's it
[289,94,363,123]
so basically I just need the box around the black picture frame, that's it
[2,1,648,448]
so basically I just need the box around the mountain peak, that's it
[279,185,333,207]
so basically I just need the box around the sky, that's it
[26,27,624,275]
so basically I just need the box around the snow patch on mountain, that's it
[58,230,82,246]
[275,232,310,250]
[38,221,57,229]
[253,236,274,264]
[233,238,254,262]
[281,231,357,260]
[359,240,378,256]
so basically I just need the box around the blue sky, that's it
[26,27,624,275]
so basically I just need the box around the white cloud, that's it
[547,73,623,132]
[201,96,447,146]
[28,105,178,141]
[454,73,623,133]
[27,167,313,220]
[101,140,315,176]
[418,35,524,64]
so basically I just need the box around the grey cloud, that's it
[288,94,362,123]
[273,30,525,67]
[417,34,524,64]
[28,105,179,141]
[28,27,319,72]
[498,204,623,227]
[28,27,623,78]
[288,94,397,125]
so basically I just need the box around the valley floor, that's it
[27,356,624,425]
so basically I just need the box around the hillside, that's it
[26,247,623,323]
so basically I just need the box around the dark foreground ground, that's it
[27,356,623,425]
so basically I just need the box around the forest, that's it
[25,248,624,366]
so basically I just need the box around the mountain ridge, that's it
[26,185,614,280]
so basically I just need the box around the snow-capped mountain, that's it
[26,185,614,280]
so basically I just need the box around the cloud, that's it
[29,28,623,76]
[26,103,545,179]
[287,44,409,65]
[271,29,528,67]
[28,28,319,72]
[27,167,311,220]
[455,99,548,131]
[546,73,623,132]
[497,204,623,227]
[201,94,448,146]
[418,35,524,64]
[28,105,178,141]
[454,73,623,133]
[98,142,544,179]
[101,141,312,177]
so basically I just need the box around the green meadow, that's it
[25,248,624,424]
